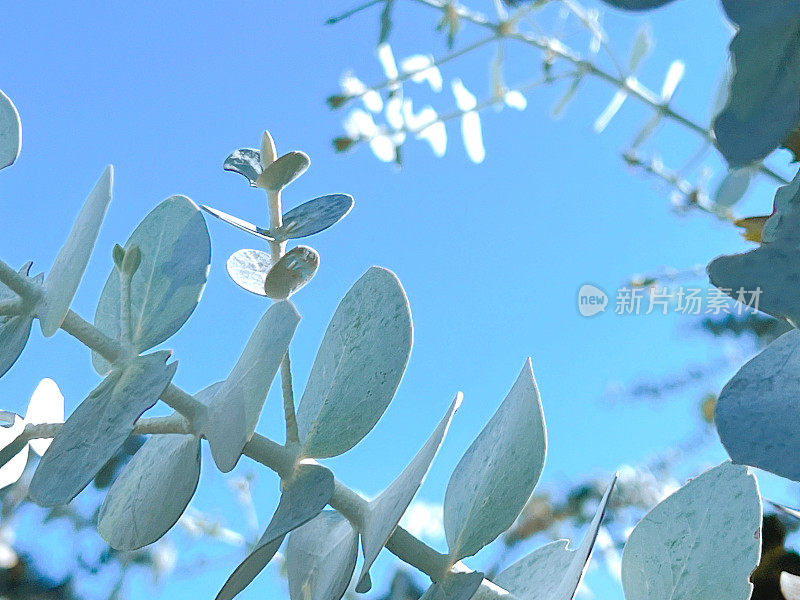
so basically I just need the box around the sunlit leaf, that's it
[420,571,484,600]
[39,167,113,337]
[443,359,546,561]
[782,572,800,600]
[25,378,64,456]
[628,24,652,73]
[660,60,685,101]
[713,168,754,208]
[224,148,263,186]
[93,195,210,374]
[0,414,27,490]
[202,301,299,472]
[0,263,40,379]
[594,90,627,133]
[263,246,319,300]
[29,351,177,507]
[0,89,21,171]
[621,461,761,600]
[296,267,412,458]
[257,151,310,191]
[216,463,334,600]
[226,249,273,296]
[201,205,274,242]
[715,329,800,480]
[276,194,354,240]
[286,511,359,600]
[713,2,800,167]
[356,395,461,592]
[98,433,201,550]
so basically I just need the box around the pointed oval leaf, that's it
[443,359,546,561]
[0,414,28,490]
[260,132,276,168]
[357,395,461,592]
[297,267,412,458]
[257,151,310,191]
[0,263,38,379]
[216,463,334,600]
[39,166,113,337]
[0,89,21,171]
[286,511,359,600]
[226,249,273,296]
[263,246,319,300]
[29,351,177,507]
[224,148,263,186]
[621,461,761,600]
[25,378,64,456]
[202,205,274,242]
[713,3,800,167]
[98,433,201,550]
[420,572,485,600]
[276,194,354,240]
[715,329,800,480]
[93,195,211,373]
[202,302,300,472]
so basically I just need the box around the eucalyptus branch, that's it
[405,0,789,186]
[0,297,24,316]
[333,35,499,109]
[0,253,454,583]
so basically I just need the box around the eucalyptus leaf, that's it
[356,394,461,592]
[473,477,616,600]
[297,267,412,458]
[0,263,40,379]
[29,351,177,507]
[224,148,263,186]
[275,194,354,240]
[201,205,275,242]
[443,358,546,561]
[600,0,678,9]
[621,461,761,600]
[216,463,334,600]
[257,151,310,191]
[0,414,28,490]
[286,511,359,600]
[39,166,113,337]
[782,572,800,600]
[708,170,800,325]
[0,89,21,171]
[419,571,485,600]
[263,245,319,300]
[628,25,652,73]
[226,249,273,296]
[770,501,800,520]
[98,433,201,550]
[713,167,754,208]
[715,329,800,480]
[202,301,299,472]
[713,1,800,167]
[93,195,210,374]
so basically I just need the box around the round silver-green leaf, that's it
[0,89,21,171]
[257,151,310,191]
[29,351,177,507]
[276,194,354,240]
[224,148,263,186]
[93,195,210,373]
[296,266,412,458]
[621,461,761,600]
[226,249,273,296]
[263,245,319,300]
[98,433,201,550]
[0,263,39,379]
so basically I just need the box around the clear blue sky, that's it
[0,1,794,598]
